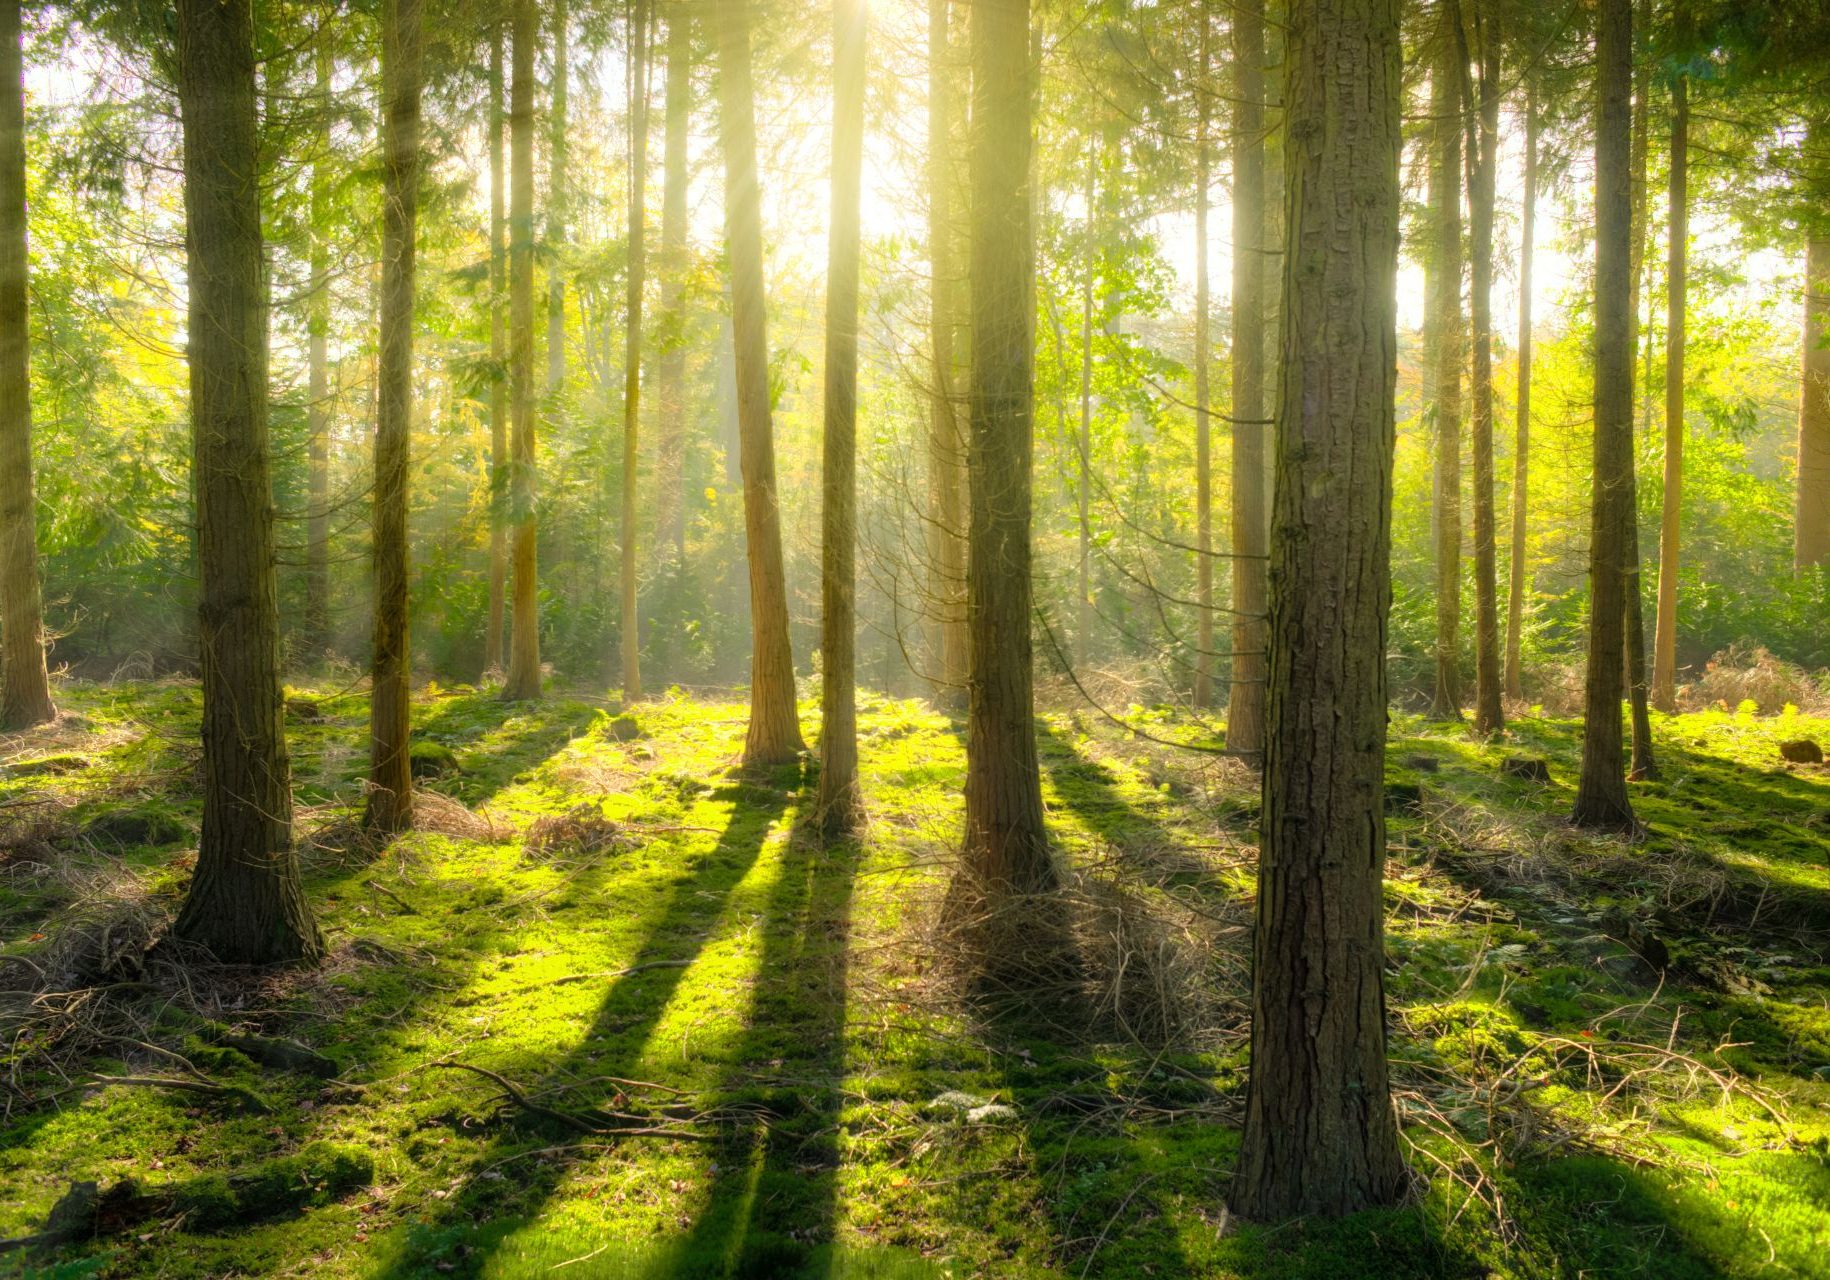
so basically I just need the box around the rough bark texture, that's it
[620,0,649,701]
[716,0,804,765]
[652,5,690,560]
[0,0,53,730]
[171,0,321,965]
[1462,16,1503,737]
[484,20,507,675]
[1505,83,1535,703]
[927,0,967,700]
[954,0,1051,897]
[1652,63,1687,710]
[1426,16,1463,720]
[502,0,542,701]
[1192,11,1213,711]
[366,0,421,834]
[1230,0,1407,1220]
[1799,231,1830,569]
[816,0,865,837]
[303,28,332,662]
[1573,0,1638,831]
[1226,0,1267,756]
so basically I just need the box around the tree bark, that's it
[953,0,1051,898]
[303,25,332,663]
[484,18,508,675]
[1076,146,1096,667]
[1652,57,1687,710]
[0,0,53,730]
[1460,7,1502,737]
[1226,0,1267,755]
[1427,13,1463,720]
[366,0,421,834]
[1504,81,1535,703]
[1230,0,1407,1219]
[1573,0,1638,831]
[716,0,804,765]
[817,0,866,836]
[502,0,542,701]
[652,3,690,561]
[621,0,649,701]
[926,0,967,700]
[1192,9,1213,711]
[171,0,321,965]
[545,0,568,407]
[1799,229,1830,569]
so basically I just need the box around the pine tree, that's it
[502,0,543,701]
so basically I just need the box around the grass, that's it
[1,679,1827,1278]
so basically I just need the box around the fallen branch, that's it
[90,1074,270,1113]
[429,1060,709,1141]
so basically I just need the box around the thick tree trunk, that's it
[817,0,866,836]
[365,0,421,834]
[1461,13,1502,737]
[1226,0,1267,755]
[1230,0,1406,1220]
[1652,65,1687,710]
[0,0,53,730]
[1573,0,1638,831]
[652,5,690,561]
[621,0,649,701]
[484,20,507,675]
[171,0,320,965]
[926,0,968,700]
[502,0,542,701]
[716,0,804,765]
[1427,16,1463,720]
[1192,10,1213,711]
[953,0,1051,898]
[303,28,332,663]
[1504,82,1535,703]
[1799,231,1830,569]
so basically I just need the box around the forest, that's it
[0,0,1827,1274]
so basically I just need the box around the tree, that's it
[545,0,568,408]
[652,4,691,561]
[927,0,967,699]
[1461,3,1503,737]
[366,0,422,834]
[953,0,1052,898]
[484,17,508,674]
[1076,146,1097,666]
[620,0,649,701]
[816,0,866,836]
[1226,0,1268,755]
[1796,125,1829,570]
[1427,9,1464,721]
[1572,0,1639,831]
[1231,0,1407,1219]
[1652,21,1688,710]
[0,0,54,730]
[303,24,332,660]
[502,0,542,701]
[716,0,804,765]
[1504,80,1536,702]
[1192,11,1214,711]
[170,0,321,965]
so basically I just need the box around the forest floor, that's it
[0,679,1827,1279]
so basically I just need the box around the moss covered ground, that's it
[0,680,1826,1278]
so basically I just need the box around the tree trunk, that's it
[1076,147,1096,667]
[1652,59,1687,710]
[171,0,321,965]
[817,0,866,836]
[953,0,1051,898]
[620,0,649,701]
[484,19,507,675]
[1460,13,1502,737]
[303,27,332,663]
[716,0,804,765]
[1192,9,1213,711]
[1631,0,1653,440]
[502,0,542,700]
[1426,14,1463,720]
[0,0,53,730]
[545,0,568,407]
[1573,0,1638,831]
[1799,229,1830,569]
[1230,0,1406,1219]
[926,0,967,701]
[1226,0,1267,755]
[1504,81,1535,703]
[652,4,690,561]
[365,0,421,834]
